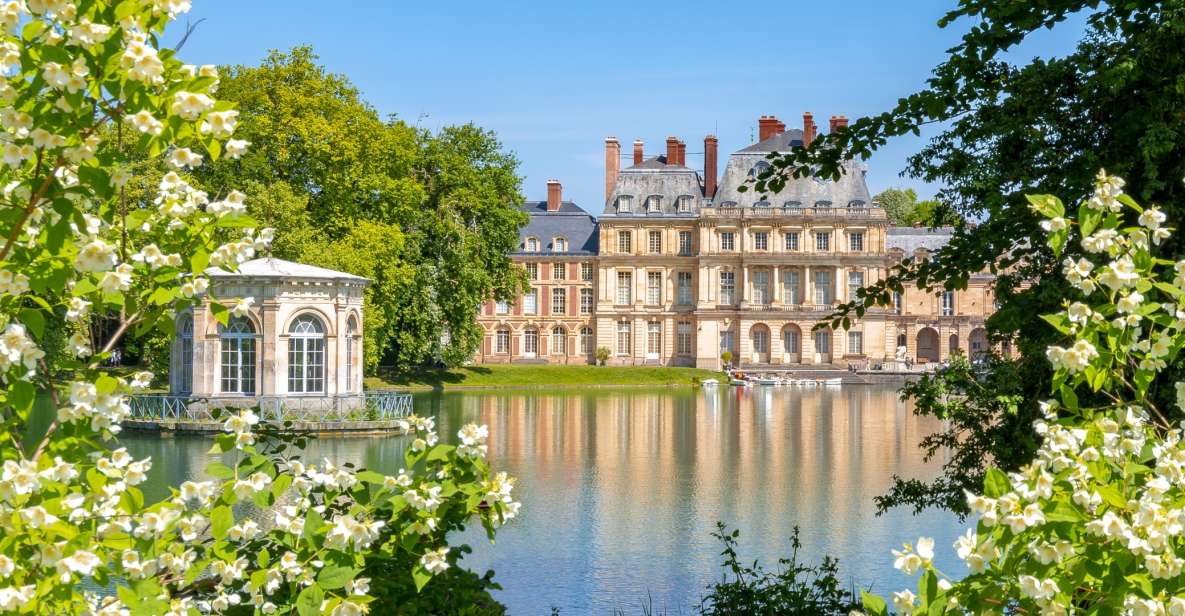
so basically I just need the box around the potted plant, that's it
[595,346,611,366]
[720,351,733,371]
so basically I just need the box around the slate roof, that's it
[886,226,955,253]
[207,257,370,283]
[603,155,705,217]
[515,201,599,255]
[735,129,806,153]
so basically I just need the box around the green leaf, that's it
[20,390,55,456]
[1097,484,1127,509]
[18,308,45,338]
[205,461,234,480]
[412,565,433,592]
[295,584,324,616]
[983,467,1010,498]
[860,591,888,616]
[210,505,233,539]
[317,564,358,590]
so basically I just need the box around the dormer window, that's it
[552,237,567,252]
[720,200,738,209]
[814,200,833,210]
[616,196,633,214]
[747,161,771,178]
[676,195,692,213]
[754,200,771,208]
[524,236,539,252]
[848,199,867,209]
[645,195,662,213]
[784,200,803,212]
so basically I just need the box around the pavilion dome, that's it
[206,257,369,283]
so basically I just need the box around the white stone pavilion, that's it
[169,258,370,412]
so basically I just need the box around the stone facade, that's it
[170,258,369,409]
[476,114,1000,370]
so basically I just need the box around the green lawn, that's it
[365,364,721,391]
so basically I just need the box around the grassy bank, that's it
[365,364,721,391]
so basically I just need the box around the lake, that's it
[122,384,965,614]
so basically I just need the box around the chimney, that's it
[676,140,686,166]
[774,119,785,135]
[546,179,561,212]
[829,115,839,133]
[604,137,620,202]
[666,136,678,165]
[803,112,816,147]
[704,135,718,198]
[758,115,781,141]
[835,115,849,131]
[633,139,644,165]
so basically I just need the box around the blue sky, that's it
[166,1,1085,211]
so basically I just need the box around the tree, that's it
[0,3,519,614]
[873,187,918,225]
[196,47,527,371]
[750,1,1185,514]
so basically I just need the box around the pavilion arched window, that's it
[288,314,326,394]
[346,315,358,393]
[178,315,193,394]
[220,317,256,395]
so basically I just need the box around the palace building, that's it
[474,113,997,370]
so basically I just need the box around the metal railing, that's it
[127,392,414,423]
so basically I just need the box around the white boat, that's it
[822,377,843,386]
[752,377,779,386]
[701,378,719,387]
[729,379,748,387]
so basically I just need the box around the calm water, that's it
[122,385,964,614]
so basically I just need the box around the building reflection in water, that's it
[120,385,961,615]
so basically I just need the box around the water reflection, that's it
[122,384,963,615]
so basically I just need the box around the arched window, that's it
[747,161,771,178]
[719,200,738,209]
[551,326,566,355]
[553,237,568,252]
[783,200,803,210]
[178,315,193,394]
[579,326,593,354]
[219,317,256,395]
[288,314,325,394]
[848,199,867,209]
[754,200,771,208]
[524,237,539,252]
[346,315,358,393]
[814,200,833,209]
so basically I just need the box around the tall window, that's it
[815,231,830,251]
[552,287,567,314]
[893,291,903,315]
[220,317,256,395]
[551,327,566,355]
[720,270,736,305]
[287,315,325,394]
[580,327,593,354]
[524,237,539,252]
[783,329,799,353]
[784,231,799,251]
[720,330,735,354]
[678,231,693,255]
[616,322,631,356]
[581,262,593,281]
[178,315,193,394]
[676,322,692,355]
[752,271,769,305]
[525,263,538,280]
[648,230,662,254]
[815,330,831,354]
[753,328,769,354]
[848,271,864,304]
[495,328,510,354]
[848,232,864,252]
[616,271,632,304]
[814,271,832,305]
[580,288,594,314]
[617,230,632,253]
[783,271,800,305]
[647,322,661,356]
[553,263,566,280]
[848,331,864,355]
[676,272,693,305]
[523,328,538,356]
[495,300,510,315]
[647,271,662,305]
[942,291,955,316]
[754,231,768,251]
[720,231,735,251]
[553,237,568,252]
[346,316,358,393]
[523,289,538,314]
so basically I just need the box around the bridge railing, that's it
[126,392,415,423]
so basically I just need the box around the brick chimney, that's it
[633,139,644,165]
[758,115,781,141]
[676,140,686,166]
[774,118,785,135]
[835,115,849,131]
[704,134,718,198]
[666,136,679,165]
[829,115,839,133]
[604,137,620,202]
[546,179,561,212]
[803,112,817,147]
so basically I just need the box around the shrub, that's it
[862,172,1185,614]
[721,351,733,368]
[596,346,611,365]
